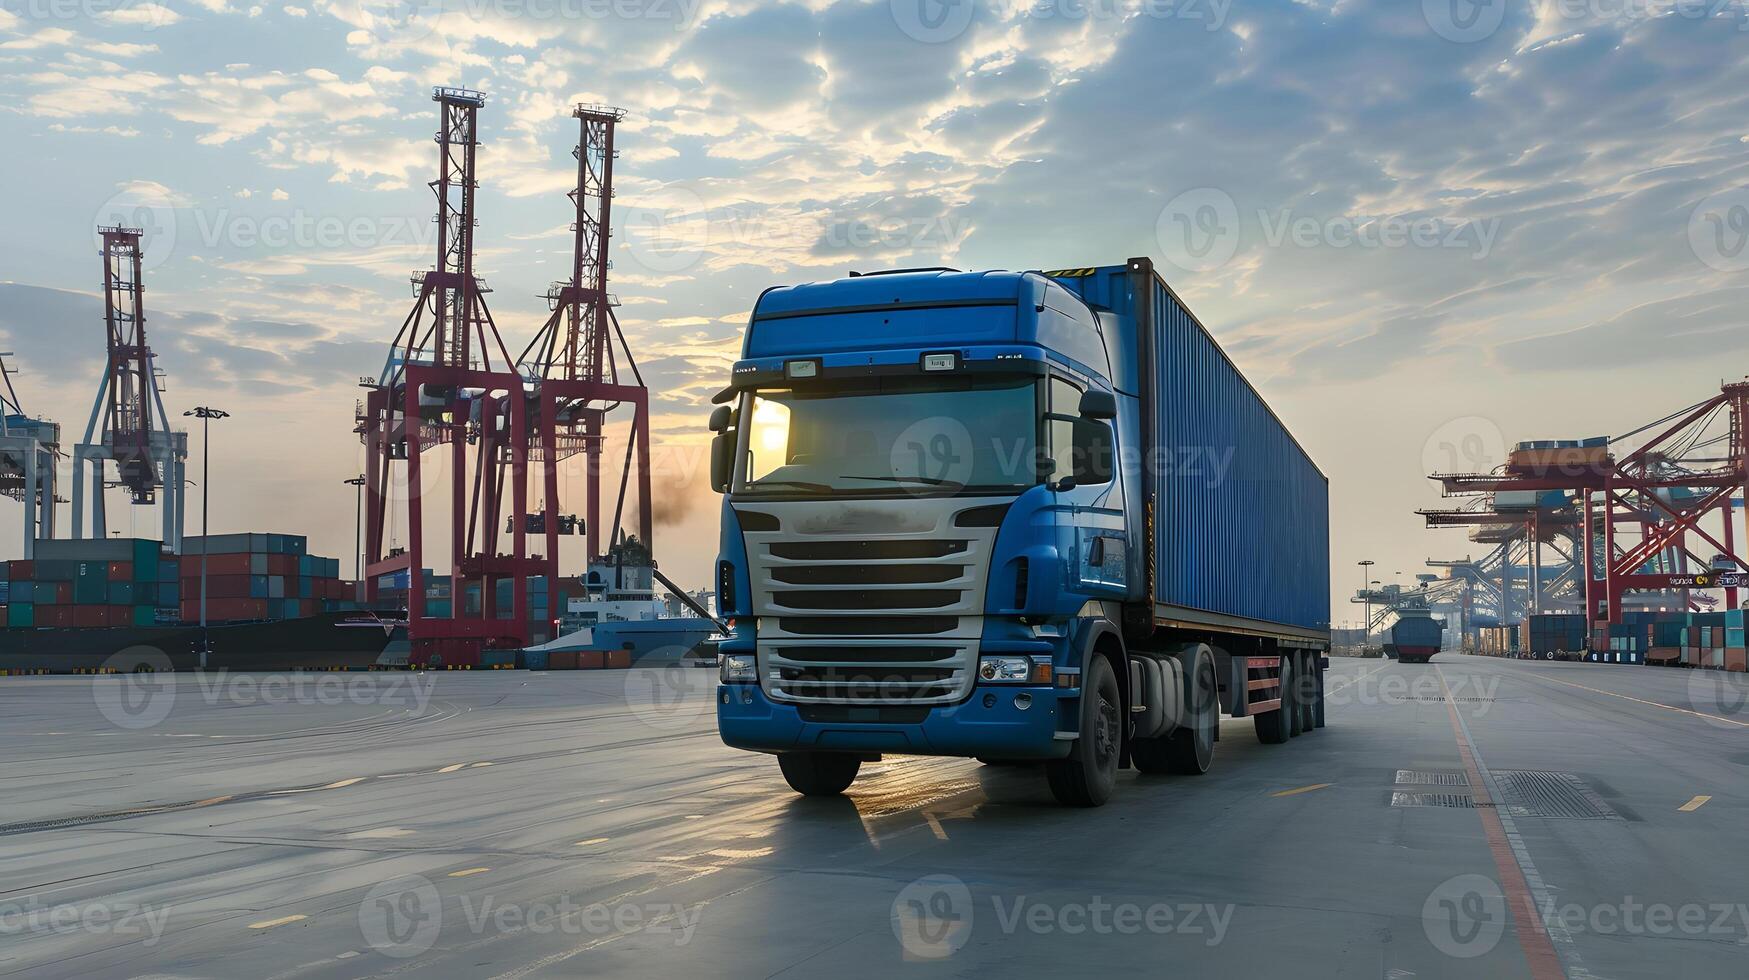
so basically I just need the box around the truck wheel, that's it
[1311,653,1327,729]
[1255,656,1293,744]
[1295,652,1318,734]
[1045,655,1120,807]
[777,752,861,796]
[1165,647,1217,775]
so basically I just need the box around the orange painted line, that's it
[1436,670,1567,980]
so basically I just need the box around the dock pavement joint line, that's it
[1435,667,1573,980]
[247,914,308,930]
[1525,672,1749,729]
[1679,796,1712,812]
[1271,783,1332,798]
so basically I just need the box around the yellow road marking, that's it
[247,914,307,930]
[1272,783,1333,798]
[1529,674,1749,729]
[323,778,364,789]
[469,762,494,768]
[1679,796,1712,812]
[449,867,491,877]
[193,796,233,807]
[574,837,610,846]
[438,763,467,773]
[923,812,949,840]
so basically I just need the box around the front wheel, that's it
[1045,654,1120,807]
[777,752,861,796]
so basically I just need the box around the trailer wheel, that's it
[1255,656,1293,744]
[1295,651,1318,734]
[1312,652,1327,729]
[777,752,861,796]
[1045,654,1120,807]
[1165,646,1217,775]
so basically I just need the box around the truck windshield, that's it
[733,377,1038,496]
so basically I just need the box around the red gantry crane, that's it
[516,103,653,576]
[1425,379,1749,646]
[359,87,537,665]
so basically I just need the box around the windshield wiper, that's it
[745,479,835,493]
[841,475,966,489]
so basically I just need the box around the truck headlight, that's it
[978,656,1050,684]
[720,653,757,684]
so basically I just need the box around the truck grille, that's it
[740,497,1007,705]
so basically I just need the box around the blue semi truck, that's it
[709,259,1331,806]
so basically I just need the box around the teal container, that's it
[482,650,517,667]
[10,581,31,603]
[298,576,313,599]
[519,650,550,670]
[108,582,135,605]
[132,605,156,627]
[7,603,33,628]
[74,566,107,604]
[132,539,160,582]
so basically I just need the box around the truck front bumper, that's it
[717,683,1071,759]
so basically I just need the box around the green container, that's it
[108,582,136,605]
[132,539,160,582]
[73,569,107,605]
[7,603,33,628]
[132,605,157,627]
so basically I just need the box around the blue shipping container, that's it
[1053,262,1331,635]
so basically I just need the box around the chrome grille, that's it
[741,497,1006,705]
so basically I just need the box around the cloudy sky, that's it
[2,0,1747,611]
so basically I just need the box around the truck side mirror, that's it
[710,432,735,494]
[709,405,733,433]
[1069,418,1114,486]
[1079,389,1117,420]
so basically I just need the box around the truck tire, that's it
[1045,654,1120,807]
[1313,653,1327,729]
[1255,656,1293,744]
[777,752,861,796]
[1300,652,1321,732]
[1165,646,1217,775]
[1288,653,1307,738]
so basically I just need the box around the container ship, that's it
[0,534,402,673]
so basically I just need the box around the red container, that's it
[267,554,298,576]
[9,560,33,580]
[187,554,254,576]
[186,574,254,599]
[548,650,579,670]
[109,605,132,627]
[107,561,133,582]
[70,606,104,629]
[187,598,269,621]
[1728,649,1747,673]
[56,582,73,604]
[605,649,631,670]
[577,650,605,670]
[39,606,73,628]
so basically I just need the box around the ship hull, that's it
[0,612,402,672]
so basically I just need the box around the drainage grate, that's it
[1396,770,1470,787]
[1391,791,1483,809]
[1492,771,1620,820]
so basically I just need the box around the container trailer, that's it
[1386,613,1444,664]
[710,259,1331,806]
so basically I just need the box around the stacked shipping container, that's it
[180,533,346,622]
[2,539,180,629]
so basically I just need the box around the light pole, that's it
[1358,559,1375,654]
[184,407,229,668]
[344,475,366,601]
